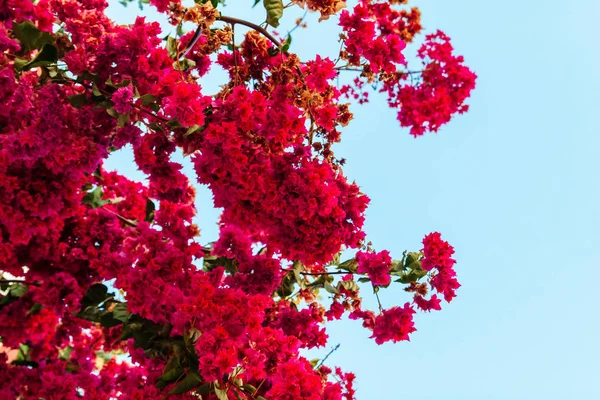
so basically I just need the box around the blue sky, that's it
[106,1,600,398]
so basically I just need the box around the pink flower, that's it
[422,232,461,302]
[356,250,392,286]
[112,86,134,114]
[414,293,442,312]
[371,303,416,344]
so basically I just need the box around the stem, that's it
[315,344,340,369]
[252,378,267,399]
[374,288,383,312]
[0,279,40,287]
[182,15,284,59]
[287,10,308,37]
[175,19,185,79]
[103,208,138,227]
[281,269,353,276]
[336,67,424,75]
[232,22,239,86]
[73,79,170,123]
[218,16,283,48]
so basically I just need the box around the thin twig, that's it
[182,15,284,58]
[103,208,138,227]
[287,10,308,37]
[374,288,383,312]
[315,344,340,369]
[231,22,238,86]
[281,269,353,276]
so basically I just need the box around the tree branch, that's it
[315,344,340,369]
[218,16,283,48]
[182,15,283,58]
[281,269,353,276]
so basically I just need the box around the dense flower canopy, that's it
[0,0,475,398]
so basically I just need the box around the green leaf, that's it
[327,251,340,266]
[389,259,403,274]
[11,360,38,368]
[159,357,184,382]
[282,34,292,53]
[117,113,129,128]
[338,279,359,292]
[16,344,29,361]
[140,93,157,106]
[12,20,54,53]
[176,23,185,37]
[337,258,358,273]
[96,350,114,363]
[148,122,164,132]
[10,284,28,298]
[82,283,109,307]
[106,107,119,118]
[173,58,196,71]
[68,93,88,108]
[112,303,131,323]
[26,303,43,316]
[306,274,328,288]
[22,43,58,70]
[93,165,103,180]
[277,272,296,298]
[241,384,257,394]
[82,187,110,209]
[263,0,284,28]
[80,71,99,83]
[108,78,131,89]
[145,198,156,223]
[90,82,102,97]
[324,281,339,294]
[100,313,123,328]
[12,20,41,52]
[167,118,183,129]
[184,124,203,137]
[132,330,151,349]
[357,277,370,283]
[396,269,428,284]
[195,383,212,394]
[404,252,420,269]
[13,57,30,71]
[184,327,202,348]
[169,371,202,395]
[167,36,179,59]
[58,346,73,361]
[214,382,228,400]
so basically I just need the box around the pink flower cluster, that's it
[392,31,478,137]
[0,0,471,398]
[339,0,407,73]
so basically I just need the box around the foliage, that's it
[0,0,475,398]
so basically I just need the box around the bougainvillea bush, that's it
[0,0,476,398]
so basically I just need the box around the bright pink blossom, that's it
[356,250,393,286]
[371,303,416,344]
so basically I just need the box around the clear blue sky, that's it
[106,1,600,398]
